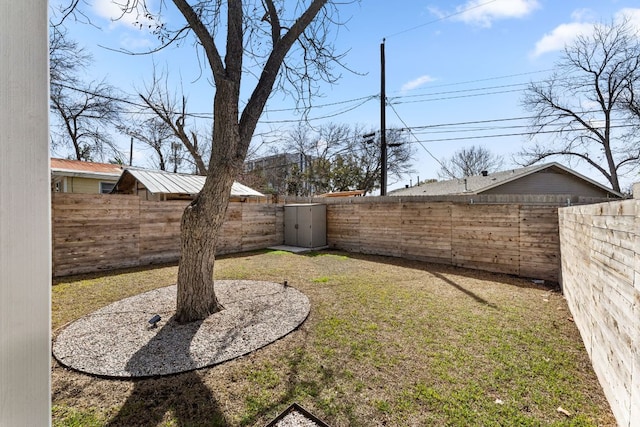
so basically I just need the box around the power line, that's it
[392,88,524,104]
[388,69,553,95]
[392,82,532,100]
[259,96,377,124]
[403,123,636,144]
[387,101,450,173]
[53,81,378,124]
[262,95,375,113]
[385,0,499,39]
[55,80,634,142]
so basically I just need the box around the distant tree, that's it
[236,168,270,194]
[49,27,122,161]
[285,163,306,196]
[118,117,186,172]
[137,69,210,175]
[283,123,414,195]
[438,145,503,179]
[241,150,301,195]
[50,78,122,162]
[342,128,415,194]
[520,17,640,192]
[49,26,87,89]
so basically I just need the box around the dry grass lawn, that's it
[52,250,615,426]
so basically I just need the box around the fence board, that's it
[559,200,640,427]
[53,195,563,288]
[52,194,283,276]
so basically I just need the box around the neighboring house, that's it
[112,168,266,202]
[389,162,624,199]
[51,158,123,194]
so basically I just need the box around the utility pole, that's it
[380,38,387,196]
[129,137,134,166]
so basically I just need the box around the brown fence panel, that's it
[327,203,361,252]
[53,195,562,285]
[52,195,285,276]
[451,204,520,276]
[400,202,452,264]
[217,203,244,255]
[357,202,402,257]
[52,193,140,276]
[240,204,283,252]
[139,200,188,265]
[519,206,560,281]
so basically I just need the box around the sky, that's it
[51,0,640,192]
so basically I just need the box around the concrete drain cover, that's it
[265,403,331,427]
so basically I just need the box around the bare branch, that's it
[521,17,640,192]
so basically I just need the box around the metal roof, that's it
[117,168,265,197]
[389,162,624,198]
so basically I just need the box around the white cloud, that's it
[531,22,593,57]
[93,0,157,30]
[570,8,596,23]
[530,7,640,58]
[401,75,436,92]
[451,0,540,28]
[92,0,161,50]
[615,8,640,32]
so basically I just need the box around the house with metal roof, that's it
[389,162,623,200]
[51,158,123,194]
[112,168,266,201]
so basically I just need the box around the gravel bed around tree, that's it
[52,280,310,377]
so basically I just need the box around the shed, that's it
[284,203,327,248]
[112,168,266,201]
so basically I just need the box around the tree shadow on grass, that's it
[107,371,227,427]
[233,329,343,427]
[429,271,499,309]
[107,316,228,427]
[309,249,557,291]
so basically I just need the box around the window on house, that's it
[100,182,116,194]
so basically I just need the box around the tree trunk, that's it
[171,0,329,323]
[175,78,242,323]
[175,167,235,322]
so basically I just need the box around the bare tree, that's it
[520,17,640,192]
[50,0,93,27]
[285,123,350,195]
[49,26,123,161]
[137,69,209,175]
[438,145,503,179]
[118,0,350,322]
[118,117,186,172]
[49,26,89,89]
[50,78,123,161]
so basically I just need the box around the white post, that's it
[0,1,51,425]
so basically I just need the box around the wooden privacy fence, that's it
[52,193,283,276]
[53,194,560,281]
[559,200,640,427]
[324,199,560,282]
